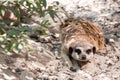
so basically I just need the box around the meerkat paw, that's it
[70,67,77,72]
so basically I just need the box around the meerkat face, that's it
[69,42,96,61]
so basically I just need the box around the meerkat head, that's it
[69,41,96,61]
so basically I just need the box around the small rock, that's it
[109,39,115,43]
[106,59,114,66]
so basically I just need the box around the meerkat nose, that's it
[82,55,86,60]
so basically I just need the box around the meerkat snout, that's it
[81,55,86,60]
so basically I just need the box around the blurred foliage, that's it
[0,0,64,54]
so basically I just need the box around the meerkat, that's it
[60,18,105,72]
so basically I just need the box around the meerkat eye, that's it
[75,49,81,54]
[93,46,96,54]
[86,49,92,54]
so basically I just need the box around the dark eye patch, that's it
[75,49,81,54]
[86,49,92,54]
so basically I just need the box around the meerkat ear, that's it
[69,47,73,54]
[93,46,96,54]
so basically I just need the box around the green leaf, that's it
[61,7,69,18]
[15,42,23,53]
[36,0,41,7]
[2,0,9,5]
[18,26,31,32]
[37,0,42,4]
[1,9,5,16]
[0,37,4,42]
[26,0,32,9]
[0,5,5,15]
[7,29,20,38]
[48,10,56,21]
[6,40,15,52]
[25,53,29,60]
[35,1,45,17]
[41,20,50,27]
[19,0,26,4]
[43,0,47,8]
[42,29,46,35]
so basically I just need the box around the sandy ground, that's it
[0,0,120,80]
